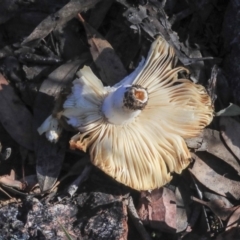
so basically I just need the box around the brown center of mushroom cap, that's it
[123,84,148,110]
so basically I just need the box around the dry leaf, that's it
[121,3,216,67]
[0,170,25,190]
[34,59,86,192]
[0,73,33,150]
[78,14,127,86]
[220,117,240,161]
[186,129,240,174]
[22,0,102,45]
[175,186,189,232]
[189,154,240,200]
[216,103,240,116]
[216,206,240,240]
[191,196,238,221]
[88,0,114,29]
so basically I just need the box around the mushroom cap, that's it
[64,36,213,191]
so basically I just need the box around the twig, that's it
[191,175,211,232]
[67,165,92,197]
[0,186,13,198]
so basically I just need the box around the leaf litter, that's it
[0,0,240,239]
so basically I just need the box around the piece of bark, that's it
[127,196,152,240]
[75,192,128,240]
[137,187,177,233]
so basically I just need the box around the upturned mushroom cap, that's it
[60,36,213,191]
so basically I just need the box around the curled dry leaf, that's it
[189,154,240,200]
[0,73,33,150]
[220,117,240,161]
[78,14,127,86]
[0,176,24,190]
[137,188,177,233]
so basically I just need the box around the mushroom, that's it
[38,36,213,191]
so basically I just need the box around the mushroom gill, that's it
[39,36,213,191]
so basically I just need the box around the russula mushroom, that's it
[38,36,213,191]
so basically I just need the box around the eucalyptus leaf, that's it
[0,73,34,150]
[216,103,240,116]
[34,59,88,192]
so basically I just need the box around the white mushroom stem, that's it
[102,84,148,125]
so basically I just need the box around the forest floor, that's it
[0,0,240,239]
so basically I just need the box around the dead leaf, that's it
[188,129,240,174]
[0,170,25,190]
[34,59,87,192]
[88,0,114,29]
[22,0,102,45]
[220,117,240,162]
[0,73,33,150]
[121,2,216,67]
[189,154,240,200]
[137,187,176,233]
[78,14,127,86]
[191,196,238,221]
[0,1,23,24]
[216,103,240,116]
[216,206,240,240]
[175,186,189,232]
